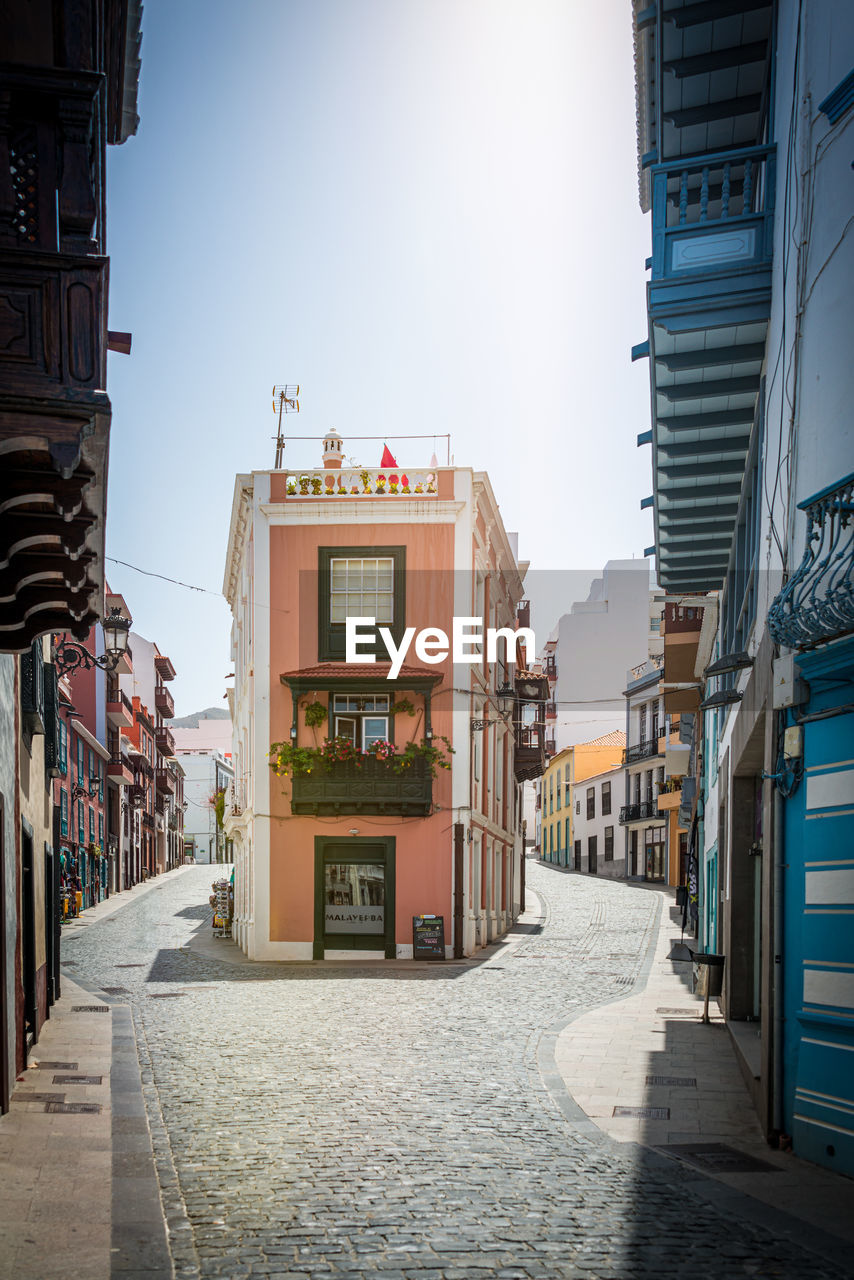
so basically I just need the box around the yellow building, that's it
[538,732,626,868]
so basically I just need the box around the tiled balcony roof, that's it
[280,663,443,686]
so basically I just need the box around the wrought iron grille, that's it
[768,472,854,650]
[10,132,38,242]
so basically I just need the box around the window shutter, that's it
[43,662,61,776]
[20,640,46,736]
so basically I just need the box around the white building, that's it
[570,763,624,880]
[178,750,234,865]
[172,711,233,758]
[546,561,663,752]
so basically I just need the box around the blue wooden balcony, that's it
[637,144,776,593]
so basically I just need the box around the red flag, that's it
[380,444,398,467]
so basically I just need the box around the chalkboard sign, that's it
[413,914,445,960]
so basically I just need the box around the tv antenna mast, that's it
[272,384,300,468]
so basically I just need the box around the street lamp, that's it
[496,680,515,719]
[54,608,131,677]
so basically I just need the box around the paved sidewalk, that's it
[61,863,195,937]
[0,869,190,1279]
[551,882,854,1249]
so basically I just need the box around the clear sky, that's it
[104,0,653,716]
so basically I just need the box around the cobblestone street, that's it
[59,863,851,1279]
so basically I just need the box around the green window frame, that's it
[60,789,68,838]
[89,806,95,842]
[59,719,68,775]
[77,799,85,841]
[318,546,406,662]
[77,736,84,782]
[98,811,103,845]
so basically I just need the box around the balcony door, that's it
[314,837,395,958]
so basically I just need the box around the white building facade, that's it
[571,764,624,880]
[178,750,234,865]
[546,561,663,752]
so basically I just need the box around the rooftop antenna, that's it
[272,384,300,468]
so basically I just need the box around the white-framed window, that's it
[332,694,390,748]
[330,557,394,624]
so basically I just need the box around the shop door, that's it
[314,838,395,959]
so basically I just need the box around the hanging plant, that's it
[269,742,322,777]
[391,698,416,717]
[303,700,328,728]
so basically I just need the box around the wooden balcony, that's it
[290,755,432,817]
[155,725,175,757]
[154,684,174,718]
[155,767,175,795]
[657,784,683,813]
[107,753,134,785]
[106,687,134,727]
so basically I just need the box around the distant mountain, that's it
[172,706,231,728]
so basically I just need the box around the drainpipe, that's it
[772,783,785,1135]
[453,822,465,959]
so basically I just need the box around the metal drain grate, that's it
[115,963,145,968]
[656,1007,701,1016]
[53,1075,103,1086]
[45,1101,102,1114]
[657,1143,781,1174]
[613,1105,671,1119]
[30,1061,77,1071]
[14,1092,66,1103]
[101,987,130,995]
[646,1076,697,1087]
[149,991,186,998]
[71,1005,110,1013]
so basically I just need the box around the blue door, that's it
[783,640,854,1176]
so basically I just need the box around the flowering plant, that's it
[359,470,372,494]
[298,476,310,495]
[375,473,387,493]
[311,476,323,495]
[286,482,297,495]
[269,734,454,779]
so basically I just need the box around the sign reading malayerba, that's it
[412,914,445,960]
[325,906,384,935]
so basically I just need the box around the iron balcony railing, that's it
[622,738,662,765]
[768,472,854,650]
[619,799,659,824]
